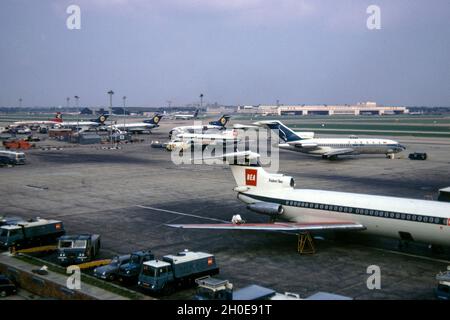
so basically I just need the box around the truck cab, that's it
[138,260,174,292]
[0,226,21,249]
[57,234,101,265]
[117,250,154,282]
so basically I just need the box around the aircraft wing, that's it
[167,221,365,232]
[323,148,355,157]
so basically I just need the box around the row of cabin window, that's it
[320,144,380,147]
[285,201,442,225]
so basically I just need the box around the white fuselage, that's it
[237,187,450,246]
[282,138,404,155]
[12,120,60,127]
[111,122,157,132]
[176,130,237,141]
[170,125,223,137]
[56,121,101,128]
[174,115,196,120]
[229,164,450,246]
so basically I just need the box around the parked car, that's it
[409,152,427,160]
[117,250,154,283]
[93,254,131,281]
[0,274,17,297]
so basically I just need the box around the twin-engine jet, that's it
[256,120,405,159]
[173,109,200,120]
[168,151,450,247]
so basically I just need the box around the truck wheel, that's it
[0,290,7,297]
[162,283,174,295]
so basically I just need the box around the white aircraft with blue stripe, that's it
[168,151,450,247]
[256,120,406,159]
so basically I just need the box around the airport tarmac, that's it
[1,119,450,299]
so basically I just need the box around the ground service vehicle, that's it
[409,152,427,160]
[117,250,154,282]
[0,218,65,250]
[93,254,131,281]
[438,188,450,203]
[0,150,26,165]
[138,250,219,293]
[194,278,291,300]
[194,277,350,300]
[0,274,17,297]
[435,268,450,300]
[57,234,101,265]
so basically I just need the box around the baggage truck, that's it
[0,218,65,250]
[0,150,26,165]
[138,250,219,294]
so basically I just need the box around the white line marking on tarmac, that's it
[136,205,228,223]
[371,247,450,264]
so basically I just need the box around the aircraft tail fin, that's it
[209,115,230,128]
[193,109,200,118]
[93,114,109,124]
[143,113,163,125]
[256,121,302,142]
[198,151,294,192]
[52,112,63,123]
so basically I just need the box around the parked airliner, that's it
[111,114,163,134]
[166,129,238,151]
[173,109,200,120]
[12,112,62,128]
[168,151,450,247]
[55,114,109,129]
[169,115,231,138]
[257,120,405,159]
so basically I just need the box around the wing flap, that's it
[167,221,365,232]
[323,148,355,156]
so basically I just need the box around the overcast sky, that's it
[0,0,449,107]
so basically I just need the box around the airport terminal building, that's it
[237,102,409,116]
